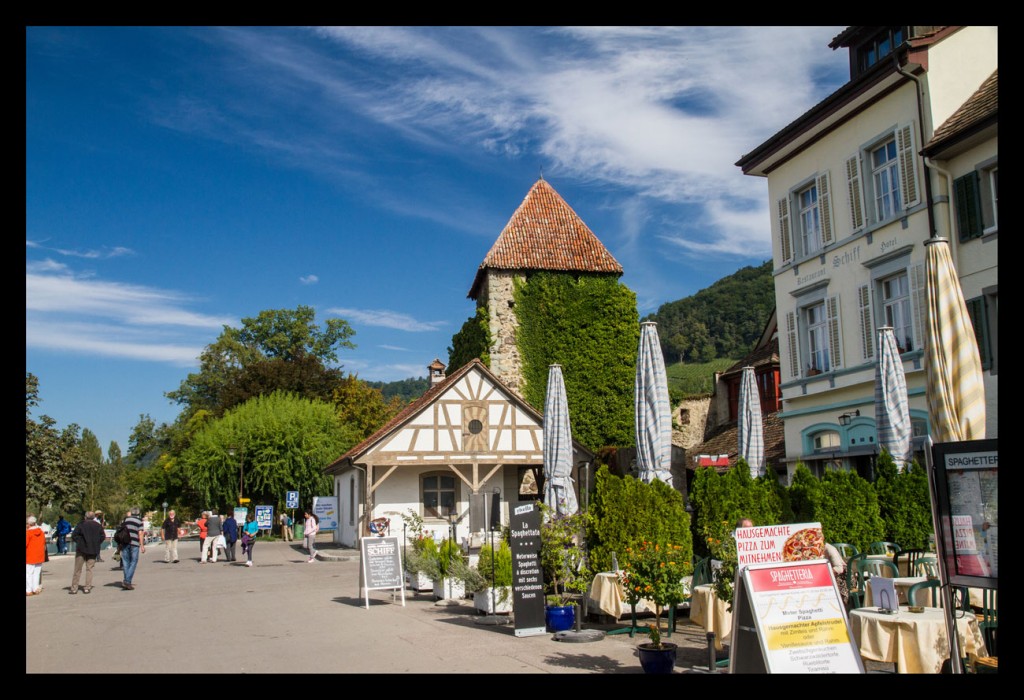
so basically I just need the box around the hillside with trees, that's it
[647,260,773,364]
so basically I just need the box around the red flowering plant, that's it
[618,540,691,634]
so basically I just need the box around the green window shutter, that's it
[954,171,984,241]
[845,155,865,232]
[818,171,834,246]
[826,295,842,370]
[897,123,919,208]
[858,284,874,360]
[785,310,800,379]
[964,297,991,370]
[777,197,792,264]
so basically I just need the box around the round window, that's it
[468,419,483,435]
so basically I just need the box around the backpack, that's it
[114,523,132,548]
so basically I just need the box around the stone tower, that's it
[467,178,623,395]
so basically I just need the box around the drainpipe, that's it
[894,56,937,239]
[924,156,960,268]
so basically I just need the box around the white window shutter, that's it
[897,123,920,209]
[818,171,834,246]
[826,294,843,370]
[785,310,801,379]
[845,155,865,232]
[910,262,927,352]
[858,284,874,360]
[777,197,792,265]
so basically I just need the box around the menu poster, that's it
[359,535,406,608]
[869,576,897,612]
[736,561,863,674]
[931,439,998,587]
[509,501,546,637]
[735,522,825,566]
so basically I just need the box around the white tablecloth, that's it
[588,572,653,620]
[849,606,987,673]
[688,584,732,650]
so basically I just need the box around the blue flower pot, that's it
[545,604,575,632]
[638,642,677,674]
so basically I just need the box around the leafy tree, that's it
[447,306,491,371]
[167,305,355,417]
[333,375,404,441]
[366,376,430,403]
[26,373,89,515]
[217,354,344,413]
[873,451,933,549]
[180,391,358,513]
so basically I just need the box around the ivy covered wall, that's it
[513,272,638,450]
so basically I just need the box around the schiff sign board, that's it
[254,505,274,531]
[730,561,863,674]
[360,536,405,608]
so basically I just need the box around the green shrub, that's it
[587,464,692,575]
[873,452,933,549]
[476,538,513,588]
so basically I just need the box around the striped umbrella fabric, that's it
[923,238,986,443]
[874,326,912,470]
[737,366,765,477]
[635,321,673,485]
[543,364,578,517]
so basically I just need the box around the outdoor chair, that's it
[914,556,939,578]
[977,588,997,656]
[894,547,927,575]
[845,553,869,609]
[908,579,941,607]
[832,543,859,561]
[868,541,901,556]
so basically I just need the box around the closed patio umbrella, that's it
[874,327,912,470]
[737,366,764,477]
[923,238,986,442]
[543,364,578,518]
[635,321,672,485]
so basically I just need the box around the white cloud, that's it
[26,265,234,365]
[327,307,446,332]
[26,240,134,259]
[299,274,319,285]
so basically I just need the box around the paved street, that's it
[27,536,729,675]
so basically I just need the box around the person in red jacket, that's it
[196,513,209,562]
[26,515,47,595]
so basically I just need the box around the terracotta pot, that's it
[637,642,678,674]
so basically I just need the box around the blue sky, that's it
[26,26,849,453]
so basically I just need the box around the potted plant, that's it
[422,537,469,600]
[400,509,434,592]
[637,623,678,674]
[473,538,514,614]
[539,505,592,632]
[619,540,691,637]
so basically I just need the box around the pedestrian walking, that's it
[222,511,238,562]
[279,511,293,542]
[196,512,208,562]
[241,512,258,567]
[26,515,46,596]
[54,515,71,555]
[119,507,145,590]
[69,510,105,594]
[113,509,131,570]
[303,509,319,563]
[201,510,222,564]
[161,509,181,563]
[94,511,106,562]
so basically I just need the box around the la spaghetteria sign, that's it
[510,501,546,637]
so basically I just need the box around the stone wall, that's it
[672,396,712,449]
[482,270,524,396]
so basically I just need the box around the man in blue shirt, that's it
[222,512,239,562]
[54,515,72,555]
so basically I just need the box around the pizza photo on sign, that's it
[781,528,825,561]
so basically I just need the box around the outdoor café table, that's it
[688,584,732,651]
[589,571,654,620]
[849,606,988,673]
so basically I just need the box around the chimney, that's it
[428,358,446,385]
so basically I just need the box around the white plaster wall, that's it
[925,27,998,132]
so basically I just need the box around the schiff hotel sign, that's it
[795,245,863,288]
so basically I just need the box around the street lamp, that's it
[838,409,860,426]
[228,445,245,503]
[162,501,169,521]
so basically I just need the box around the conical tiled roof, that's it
[468,178,623,298]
